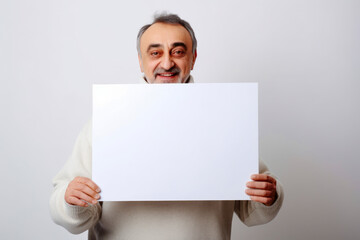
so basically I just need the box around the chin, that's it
[160,79,181,84]
[155,77,182,84]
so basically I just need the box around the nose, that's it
[160,53,174,70]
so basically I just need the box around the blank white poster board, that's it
[92,83,258,201]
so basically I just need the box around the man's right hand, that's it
[65,177,101,207]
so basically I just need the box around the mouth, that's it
[156,72,179,78]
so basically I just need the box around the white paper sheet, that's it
[92,83,258,201]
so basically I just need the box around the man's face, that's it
[138,23,197,83]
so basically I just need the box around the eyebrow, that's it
[146,42,188,52]
[147,44,162,52]
[172,42,187,51]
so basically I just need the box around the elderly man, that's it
[50,13,283,240]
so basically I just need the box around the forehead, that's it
[140,23,192,51]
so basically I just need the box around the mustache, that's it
[154,67,181,76]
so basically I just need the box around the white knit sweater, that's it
[50,76,283,240]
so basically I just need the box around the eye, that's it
[172,48,185,57]
[150,50,162,57]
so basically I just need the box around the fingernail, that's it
[96,188,101,193]
[92,200,97,204]
[95,194,100,199]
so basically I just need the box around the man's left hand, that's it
[245,174,277,206]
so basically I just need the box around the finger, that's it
[74,177,101,193]
[245,189,273,197]
[72,183,101,200]
[249,196,274,206]
[246,181,275,190]
[71,189,99,205]
[250,174,276,184]
[66,196,89,207]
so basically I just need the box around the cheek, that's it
[177,60,191,73]
[146,61,160,73]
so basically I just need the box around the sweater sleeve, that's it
[49,121,102,234]
[234,159,284,227]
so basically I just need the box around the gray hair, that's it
[137,13,197,56]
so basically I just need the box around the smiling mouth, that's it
[156,72,178,78]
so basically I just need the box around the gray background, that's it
[1,0,359,239]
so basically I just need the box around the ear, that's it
[138,54,144,72]
[191,50,197,70]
